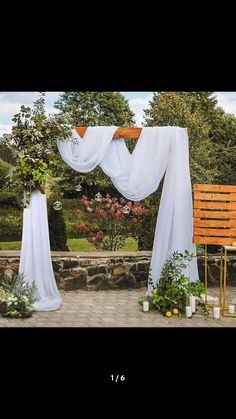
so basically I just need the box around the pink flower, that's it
[114,210,123,219]
[109,204,115,215]
[96,231,104,239]
[95,207,106,217]
[87,207,93,213]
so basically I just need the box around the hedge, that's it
[0,191,20,208]
[0,215,22,241]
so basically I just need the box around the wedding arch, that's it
[19,125,198,311]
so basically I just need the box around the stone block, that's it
[4,269,15,282]
[130,264,137,273]
[135,271,149,282]
[52,260,63,272]
[113,273,137,289]
[63,259,80,269]
[112,264,127,276]
[63,269,87,290]
[87,273,108,287]
[87,265,107,276]
[137,261,150,272]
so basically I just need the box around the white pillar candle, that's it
[213,307,220,319]
[228,305,235,314]
[186,306,192,318]
[143,301,149,312]
[190,295,196,314]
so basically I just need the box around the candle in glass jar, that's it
[190,295,196,313]
[213,307,220,319]
[228,305,235,314]
[186,306,192,318]
[143,301,149,312]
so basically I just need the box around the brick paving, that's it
[1,287,236,327]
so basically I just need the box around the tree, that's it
[0,159,11,189]
[7,92,72,201]
[0,135,16,165]
[140,91,236,251]
[53,92,135,198]
[137,92,219,251]
[6,93,72,249]
[176,92,236,184]
[54,92,135,126]
[144,92,218,184]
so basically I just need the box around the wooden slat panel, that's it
[193,210,236,219]
[194,219,236,227]
[193,236,235,245]
[194,201,236,209]
[194,228,236,237]
[194,184,236,192]
[194,192,236,201]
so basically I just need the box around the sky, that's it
[1,91,236,137]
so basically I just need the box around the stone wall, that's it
[0,251,151,291]
[1,251,236,290]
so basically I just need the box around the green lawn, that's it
[0,237,138,252]
[0,241,21,250]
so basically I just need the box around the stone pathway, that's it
[1,287,236,327]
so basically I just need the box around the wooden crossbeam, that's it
[75,126,191,139]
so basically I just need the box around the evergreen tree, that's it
[48,200,69,251]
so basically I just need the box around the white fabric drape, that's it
[58,127,199,289]
[19,190,62,311]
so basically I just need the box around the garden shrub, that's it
[0,191,20,208]
[137,209,157,250]
[137,189,161,250]
[0,159,11,188]
[0,215,22,241]
[76,195,148,251]
[48,200,69,251]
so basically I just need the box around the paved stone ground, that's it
[1,287,236,327]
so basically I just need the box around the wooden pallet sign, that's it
[193,184,236,245]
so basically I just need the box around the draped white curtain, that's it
[58,126,199,290]
[19,190,62,311]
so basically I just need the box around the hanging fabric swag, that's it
[19,191,62,311]
[58,126,199,289]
